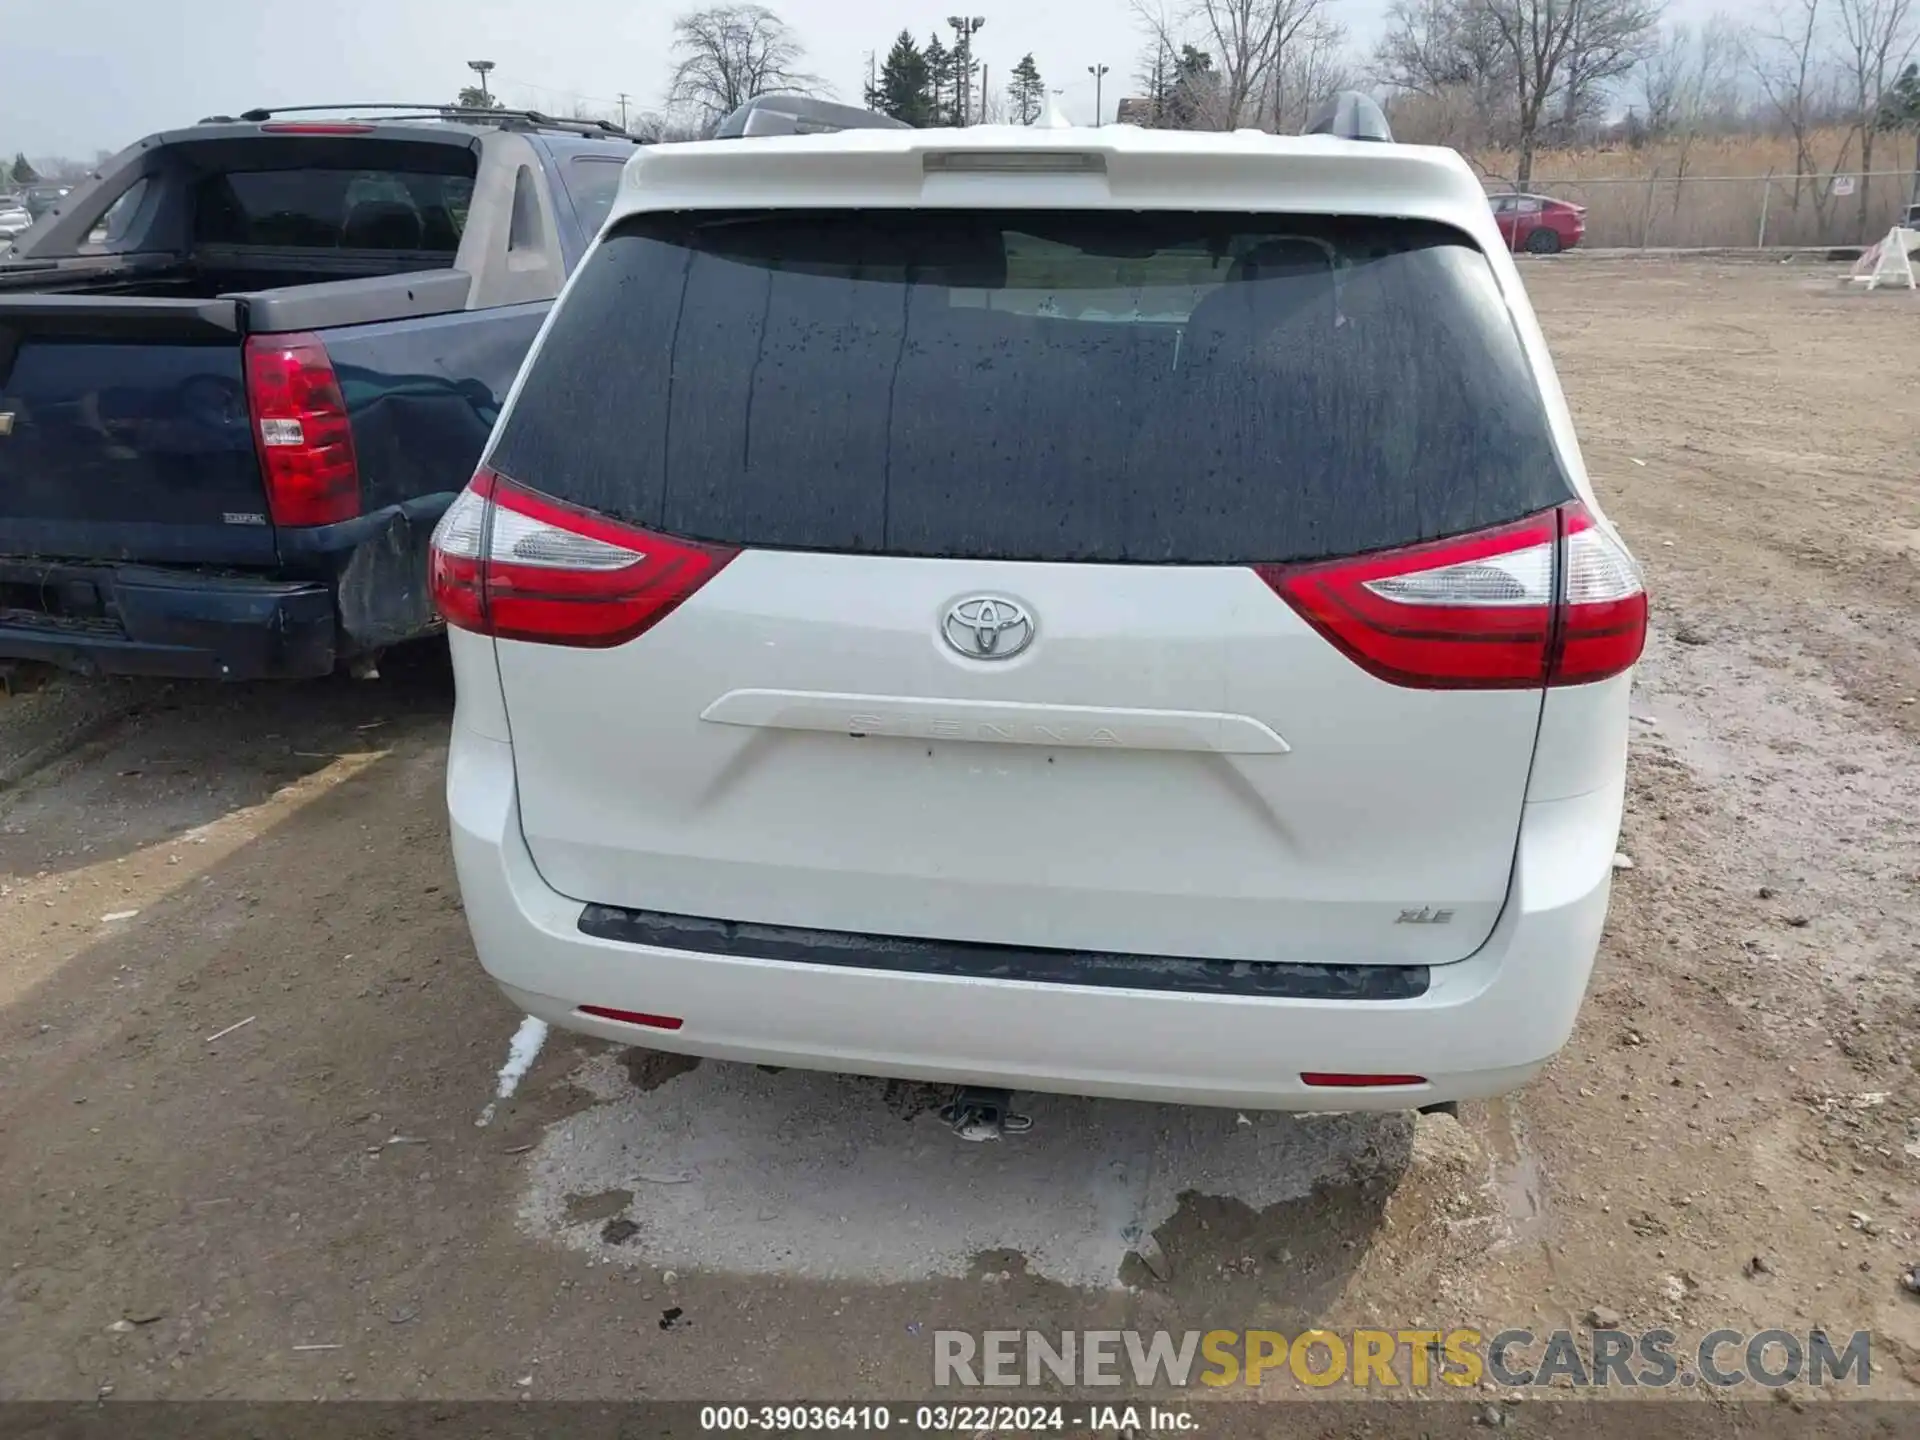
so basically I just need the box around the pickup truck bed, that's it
[0,113,632,679]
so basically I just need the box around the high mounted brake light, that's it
[259,122,376,134]
[923,151,1107,174]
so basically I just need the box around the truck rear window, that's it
[195,168,475,253]
[488,209,1573,564]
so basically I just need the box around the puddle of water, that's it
[1481,1094,1546,1245]
[520,1052,1408,1288]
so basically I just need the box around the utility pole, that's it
[947,16,985,126]
[466,59,496,106]
[1087,62,1109,126]
[980,65,989,125]
[617,92,631,131]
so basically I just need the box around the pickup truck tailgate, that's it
[0,297,276,565]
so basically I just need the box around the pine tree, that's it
[946,25,981,126]
[1006,53,1045,126]
[875,31,933,127]
[923,33,952,126]
[10,153,39,185]
[1167,46,1217,130]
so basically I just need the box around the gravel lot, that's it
[1,256,1917,1403]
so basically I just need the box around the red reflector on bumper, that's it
[1301,1072,1427,1088]
[578,1005,685,1031]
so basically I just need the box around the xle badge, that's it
[1395,907,1455,925]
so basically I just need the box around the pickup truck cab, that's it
[0,106,635,679]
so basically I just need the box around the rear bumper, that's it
[0,559,336,680]
[0,497,450,681]
[449,725,1620,1111]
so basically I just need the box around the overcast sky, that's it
[6,0,1740,161]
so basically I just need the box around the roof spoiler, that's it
[713,95,911,139]
[1303,91,1393,143]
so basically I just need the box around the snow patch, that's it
[476,1015,549,1127]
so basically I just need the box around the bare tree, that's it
[1133,0,1332,128]
[667,4,826,126]
[1554,0,1664,141]
[1473,0,1661,185]
[1747,0,1856,238]
[1132,1,1226,127]
[1835,0,1918,236]
[1270,18,1353,133]
[1376,0,1519,150]
[1211,0,1333,127]
[1637,18,1743,167]
[631,110,711,143]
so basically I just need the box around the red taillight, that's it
[1555,506,1649,683]
[428,467,738,648]
[244,332,360,527]
[1301,1073,1428,1088]
[578,1005,685,1031]
[1257,502,1645,689]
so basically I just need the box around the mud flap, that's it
[334,508,440,654]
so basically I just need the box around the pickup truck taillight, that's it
[244,332,361,527]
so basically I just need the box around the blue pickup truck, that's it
[0,105,636,679]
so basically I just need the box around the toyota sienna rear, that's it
[433,120,1644,1111]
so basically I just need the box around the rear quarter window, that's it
[558,156,626,236]
[488,209,1573,564]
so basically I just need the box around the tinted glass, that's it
[490,210,1573,564]
[560,156,625,235]
[195,168,475,252]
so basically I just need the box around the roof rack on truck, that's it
[196,103,637,140]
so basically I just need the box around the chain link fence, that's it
[1514,169,1918,250]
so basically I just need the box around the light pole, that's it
[1087,63,1109,126]
[948,16,985,126]
[466,59,496,107]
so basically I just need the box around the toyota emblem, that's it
[942,596,1035,660]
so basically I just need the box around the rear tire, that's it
[1524,227,1562,255]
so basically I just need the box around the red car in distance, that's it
[1489,193,1586,254]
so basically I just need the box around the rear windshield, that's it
[559,155,626,235]
[195,168,475,253]
[488,210,1572,564]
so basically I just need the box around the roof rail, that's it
[712,94,911,139]
[1303,91,1394,144]
[197,103,635,139]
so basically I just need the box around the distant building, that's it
[1114,97,1155,126]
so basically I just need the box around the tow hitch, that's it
[938,1086,1033,1142]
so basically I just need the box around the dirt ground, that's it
[1,256,1918,1407]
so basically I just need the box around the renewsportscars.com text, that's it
[932,1328,1873,1390]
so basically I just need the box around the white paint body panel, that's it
[497,557,1541,966]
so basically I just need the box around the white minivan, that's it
[433,98,1644,1112]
